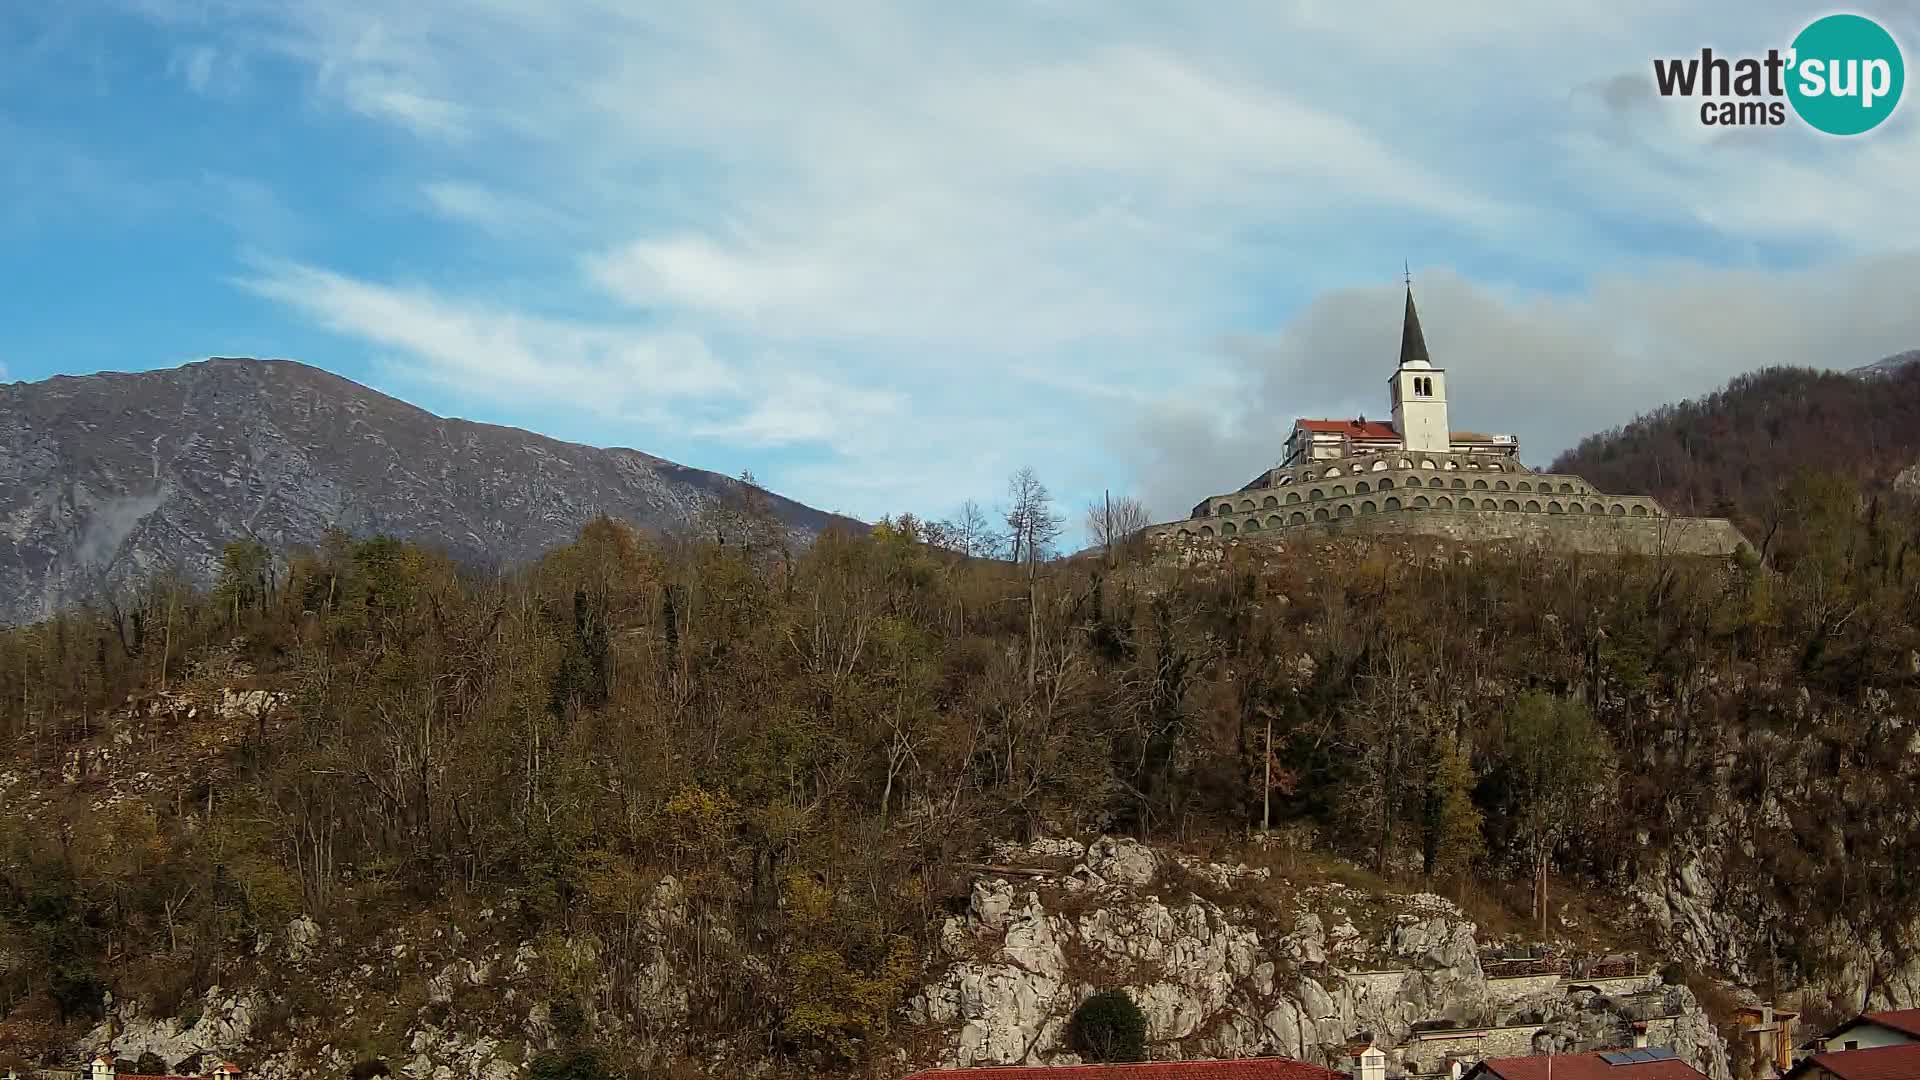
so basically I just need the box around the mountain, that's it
[1550,353,1920,540]
[1848,348,1920,377]
[0,357,862,624]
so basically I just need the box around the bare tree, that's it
[933,499,1002,559]
[1004,467,1063,567]
[1085,493,1153,561]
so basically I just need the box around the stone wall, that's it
[1485,973,1566,1006]
[1398,1023,1553,1072]
[1398,1015,1685,1076]
[1149,509,1749,559]
[1573,975,1664,997]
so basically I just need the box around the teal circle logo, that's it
[1787,13,1904,135]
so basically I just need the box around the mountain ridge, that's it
[0,356,863,624]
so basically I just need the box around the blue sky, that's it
[5,2,1920,533]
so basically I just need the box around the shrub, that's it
[529,1048,610,1080]
[550,998,587,1040]
[350,1060,393,1080]
[1069,989,1148,1063]
[136,1053,168,1075]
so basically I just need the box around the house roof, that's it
[1465,1051,1708,1080]
[1295,418,1401,440]
[1788,1043,1920,1080]
[1820,1010,1920,1046]
[1859,1011,1920,1039]
[903,1058,1345,1080]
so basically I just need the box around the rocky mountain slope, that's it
[0,358,861,624]
[73,833,1734,1080]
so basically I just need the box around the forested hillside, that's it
[1551,360,1920,546]
[2,467,1919,1076]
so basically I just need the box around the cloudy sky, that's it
[4,2,1919,533]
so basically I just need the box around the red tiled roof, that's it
[904,1058,1344,1080]
[1798,1043,1920,1080]
[1471,1052,1708,1080]
[1862,1010,1920,1039]
[1295,419,1400,440]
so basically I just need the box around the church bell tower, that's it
[1389,284,1450,454]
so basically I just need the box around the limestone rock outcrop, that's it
[910,837,1729,1080]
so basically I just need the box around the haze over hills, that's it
[0,357,863,625]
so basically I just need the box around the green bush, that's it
[1069,989,1147,1063]
[350,1060,392,1080]
[529,1048,610,1080]
[136,1053,168,1076]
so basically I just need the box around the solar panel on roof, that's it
[1600,1052,1635,1065]
[1642,1048,1677,1061]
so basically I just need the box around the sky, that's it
[5,2,1920,538]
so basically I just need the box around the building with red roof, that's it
[903,1056,1347,1080]
[78,1056,244,1080]
[1818,1011,1920,1052]
[1460,1049,1708,1080]
[1784,1042,1920,1080]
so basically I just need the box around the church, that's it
[1143,287,1750,557]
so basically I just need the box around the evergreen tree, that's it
[1427,741,1485,882]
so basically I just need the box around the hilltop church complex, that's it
[1144,288,1750,557]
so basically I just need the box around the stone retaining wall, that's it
[1149,508,1749,558]
[1485,972,1566,1006]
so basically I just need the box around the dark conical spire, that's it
[1398,284,1432,369]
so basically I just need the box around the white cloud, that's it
[421,180,571,235]
[235,258,741,410]
[114,0,1920,529]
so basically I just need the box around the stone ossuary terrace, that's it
[1143,285,1749,558]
